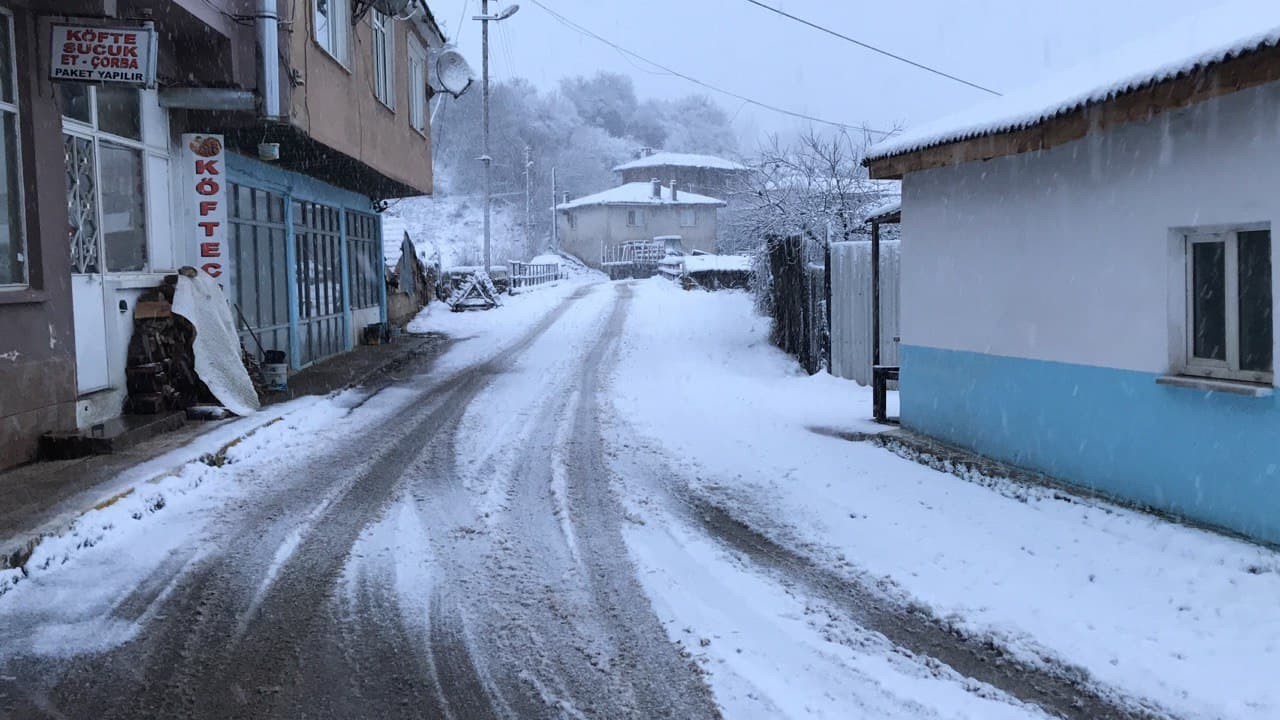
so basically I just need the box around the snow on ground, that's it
[625,506,1048,720]
[0,387,417,659]
[406,274,602,373]
[676,254,752,273]
[609,278,1280,720]
[382,193,526,270]
[0,274,598,661]
[449,282,615,522]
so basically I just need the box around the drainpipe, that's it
[258,0,281,119]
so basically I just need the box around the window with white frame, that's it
[314,0,350,65]
[371,10,395,108]
[0,10,26,288]
[627,209,645,227]
[1184,228,1273,384]
[407,36,428,133]
[680,208,697,228]
[60,84,151,273]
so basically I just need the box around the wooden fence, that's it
[766,235,826,374]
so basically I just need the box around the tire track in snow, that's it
[0,284,607,719]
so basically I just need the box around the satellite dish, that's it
[435,48,476,99]
[372,0,413,15]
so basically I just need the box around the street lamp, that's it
[474,1,520,274]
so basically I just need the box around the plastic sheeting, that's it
[172,273,261,416]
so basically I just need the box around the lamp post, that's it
[474,1,520,274]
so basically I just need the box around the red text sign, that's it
[50,24,156,86]
[182,134,228,280]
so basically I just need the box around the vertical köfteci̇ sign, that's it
[50,24,158,86]
[182,134,227,280]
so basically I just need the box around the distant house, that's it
[556,180,726,269]
[614,151,750,198]
[864,11,1280,543]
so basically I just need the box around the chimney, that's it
[562,192,570,204]
[670,179,678,201]
[652,178,661,199]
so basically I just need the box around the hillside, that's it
[381,193,531,270]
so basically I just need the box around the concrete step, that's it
[38,412,187,461]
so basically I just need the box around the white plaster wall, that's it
[558,204,718,268]
[901,80,1280,375]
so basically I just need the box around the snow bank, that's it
[678,255,752,273]
[609,279,1280,720]
[868,1,1280,161]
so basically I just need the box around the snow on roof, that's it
[556,182,726,210]
[613,152,748,173]
[867,3,1280,162]
[865,199,902,223]
[529,253,562,265]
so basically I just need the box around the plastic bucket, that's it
[263,362,288,391]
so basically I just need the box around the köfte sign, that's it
[182,134,228,280]
[50,24,157,86]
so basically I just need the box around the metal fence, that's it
[829,240,901,385]
[509,261,561,292]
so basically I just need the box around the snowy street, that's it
[2,279,1279,719]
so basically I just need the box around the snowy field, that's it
[608,278,1280,720]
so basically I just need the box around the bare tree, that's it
[731,127,897,249]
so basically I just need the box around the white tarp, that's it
[172,273,260,416]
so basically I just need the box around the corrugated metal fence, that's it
[829,240,901,385]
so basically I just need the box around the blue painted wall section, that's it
[228,151,383,369]
[901,344,1280,544]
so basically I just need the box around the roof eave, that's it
[866,42,1280,180]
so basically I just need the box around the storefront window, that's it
[59,84,91,125]
[60,85,149,274]
[0,11,24,287]
[96,84,141,141]
[99,142,146,271]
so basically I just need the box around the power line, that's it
[742,0,1002,96]
[525,0,892,136]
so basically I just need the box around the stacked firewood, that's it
[124,275,207,414]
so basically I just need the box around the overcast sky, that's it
[427,0,1236,149]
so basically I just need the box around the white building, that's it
[865,10,1280,543]
[555,181,725,269]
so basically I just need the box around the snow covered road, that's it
[1,278,1265,719]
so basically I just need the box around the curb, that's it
[0,412,287,574]
[0,336,444,575]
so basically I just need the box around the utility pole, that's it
[474,2,519,274]
[550,167,558,251]
[481,0,491,274]
[524,146,533,258]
